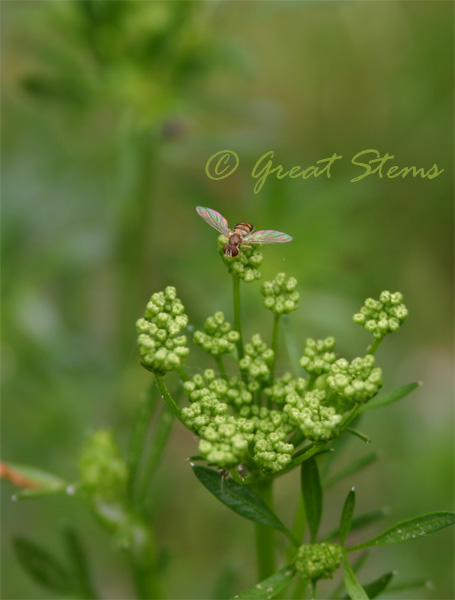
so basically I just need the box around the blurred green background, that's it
[2,1,453,598]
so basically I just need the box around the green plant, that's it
[3,224,453,600]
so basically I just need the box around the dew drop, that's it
[66,485,75,495]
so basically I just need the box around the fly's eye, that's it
[231,246,239,257]
[223,244,230,256]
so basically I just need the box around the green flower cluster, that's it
[79,430,127,500]
[218,235,263,282]
[136,286,189,375]
[239,334,274,386]
[264,372,307,407]
[327,355,382,407]
[300,337,337,376]
[261,272,299,315]
[283,389,342,442]
[353,291,408,340]
[193,312,239,356]
[295,543,343,581]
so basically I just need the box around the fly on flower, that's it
[196,206,293,258]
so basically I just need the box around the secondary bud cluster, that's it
[193,312,239,356]
[218,236,263,282]
[239,334,274,385]
[136,287,189,375]
[261,272,299,315]
[300,337,337,376]
[295,543,343,581]
[264,372,307,407]
[283,390,342,442]
[353,291,408,339]
[79,430,127,500]
[327,355,382,407]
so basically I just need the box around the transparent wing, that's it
[244,230,293,244]
[196,206,230,236]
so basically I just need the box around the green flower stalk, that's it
[136,286,189,375]
[295,543,343,581]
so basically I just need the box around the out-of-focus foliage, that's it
[2,1,453,599]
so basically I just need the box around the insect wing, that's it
[196,206,230,236]
[244,229,293,244]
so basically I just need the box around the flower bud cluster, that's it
[136,287,189,375]
[264,372,307,407]
[283,390,342,442]
[79,430,127,500]
[193,312,239,356]
[239,334,274,384]
[353,291,408,339]
[295,543,343,581]
[261,272,299,315]
[327,354,382,406]
[184,369,253,410]
[218,236,263,282]
[300,337,337,376]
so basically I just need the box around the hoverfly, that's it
[196,206,293,258]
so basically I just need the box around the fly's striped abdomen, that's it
[233,222,254,238]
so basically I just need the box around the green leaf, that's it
[323,507,389,542]
[301,458,322,542]
[192,465,295,542]
[343,556,368,600]
[232,565,296,599]
[1,462,67,499]
[362,572,394,599]
[346,428,371,444]
[63,528,99,599]
[13,537,73,594]
[324,452,380,489]
[359,382,421,414]
[348,511,455,551]
[339,489,356,547]
[386,577,431,592]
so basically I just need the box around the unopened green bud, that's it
[261,273,300,315]
[354,291,408,340]
[295,543,343,581]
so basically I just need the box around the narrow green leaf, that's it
[13,537,73,594]
[324,452,380,489]
[386,577,431,592]
[301,458,322,542]
[323,508,389,542]
[343,556,369,600]
[348,511,455,551]
[63,528,99,599]
[346,428,371,444]
[359,382,421,414]
[1,462,67,499]
[339,489,356,547]
[331,552,370,598]
[362,572,394,599]
[192,465,295,542]
[232,565,296,599]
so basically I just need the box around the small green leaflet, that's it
[232,565,296,599]
[339,489,356,547]
[343,556,368,600]
[1,462,67,499]
[192,465,296,543]
[343,572,394,599]
[359,382,420,414]
[301,458,322,542]
[348,511,455,551]
[13,537,73,594]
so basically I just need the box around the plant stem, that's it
[367,337,383,355]
[282,314,302,377]
[252,479,276,580]
[270,313,281,387]
[233,274,244,360]
[215,355,228,380]
[176,364,190,382]
[154,375,181,420]
[127,382,159,504]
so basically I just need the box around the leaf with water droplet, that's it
[233,565,296,599]
[347,511,455,551]
[1,462,67,499]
